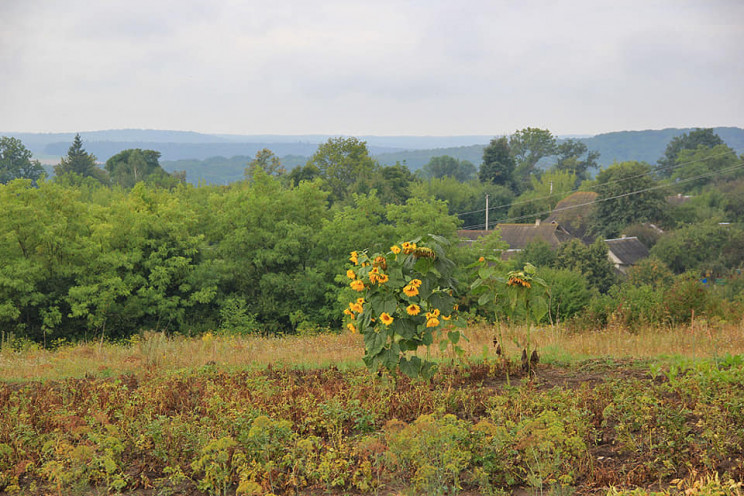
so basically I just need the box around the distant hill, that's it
[3,127,742,184]
[581,127,744,167]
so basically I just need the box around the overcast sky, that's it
[2,0,742,136]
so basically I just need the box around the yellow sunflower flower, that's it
[377,273,389,284]
[357,298,365,305]
[347,323,357,333]
[350,251,359,265]
[409,279,422,288]
[390,245,401,254]
[380,312,394,326]
[406,304,421,316]
[346,269,356,280]
[350,280,365,292]
[403,284,419,297]
[426,317,440,328]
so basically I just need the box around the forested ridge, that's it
[1,128,744,344]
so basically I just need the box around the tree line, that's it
[1,128,743,343]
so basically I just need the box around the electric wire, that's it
[458,159,744,230]
[451,148,736,219]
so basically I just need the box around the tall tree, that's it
[419,155,476,182]
[591,161,667,238]
[657,128,724,177]
[552,139,599,182]
[0,136,45,184]
[306,137,378,202]
[479,136,516,191]
[105,148,174,188]
[54,134,107,183]
[245,148,286,181]
[509,127,557,187]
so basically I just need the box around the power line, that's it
[452,148,737,220]
[460,160,744,228]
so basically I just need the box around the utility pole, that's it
[485,194,489,231]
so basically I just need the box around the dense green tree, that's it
[306,137,378,202]
[105,148,178,188]
[411,177,513,229]
[54,134,108,183]
[591,161,667,238]
[245,148,286,181]
[650,223,744,275]
[657,128,724,177]
[512,240,557,269]
[671,144,741,193]
[419,155,476,182]
[479,137,516,191]
[719,177,744,220]
[371,163,416,204]
[507,170,577,222]
[509,128,557,187]
[0,137,45,184]
[552,139,599,182]
[286,163,322,186]
[555,238,617,293]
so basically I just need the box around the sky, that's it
[1,0,742,136]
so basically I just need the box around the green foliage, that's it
[658,128,725,177]
[552,138,599,181]
[537,267,591,323]
[385,414,472,494]
[512,240,557,269]
[507,170,576,222]
[306,136,378,203]
[54,134,108,183]
[0,137,45,185]
[411,176,514,230]
[591,161,668,238]
[672,144,742,193]
[418,155,476,182]
[626,257,674,289]
[105,148,180,189]
[509,128,557,189]
[244,148,285,181]
[650,222,744,275]
[555,239,617,293]
[479,136,516,191]
[344,235,464,378]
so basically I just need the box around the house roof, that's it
[544,191,598,243]
[458,222,574,250]
[605,237,649,266]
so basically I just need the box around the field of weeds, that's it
[1,323,743,495]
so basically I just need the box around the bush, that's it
[538,267,591,323]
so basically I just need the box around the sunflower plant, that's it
[343,234,465,379]
[470,259,549,374]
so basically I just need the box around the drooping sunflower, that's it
[346,269,356,280]
[426,317,440,328]
[350,279,365,292]
[347,323,357,333]
[380,312,394,326]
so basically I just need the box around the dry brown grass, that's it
[1,319,743,382]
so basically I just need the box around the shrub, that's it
[537,267,591,323]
